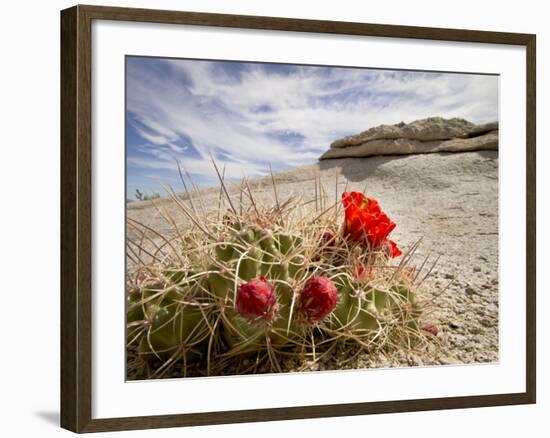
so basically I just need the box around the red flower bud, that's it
[421,324,438,336]
[236,276,277,321]
[322,230,336,247]
[353,261,373,281]
[298,276,338,322]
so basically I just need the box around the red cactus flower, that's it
[384,239,402,258]
[236,276,277,321]
[298,276,338,322]
[342,192,401,257]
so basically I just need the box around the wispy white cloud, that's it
[126,57,498,195]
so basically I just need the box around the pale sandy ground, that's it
[127,150,499,369]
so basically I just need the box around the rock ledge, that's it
[320,117,498,160]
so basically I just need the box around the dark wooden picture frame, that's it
[60,4,536,433]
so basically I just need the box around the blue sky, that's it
[126,56,498,198]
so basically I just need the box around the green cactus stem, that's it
[139,301,208,361]
[222,308,267,354]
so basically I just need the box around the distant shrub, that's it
[135,189,160,201]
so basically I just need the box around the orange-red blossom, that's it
[342,192,402,258]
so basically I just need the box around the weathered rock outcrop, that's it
[320,117,498,160]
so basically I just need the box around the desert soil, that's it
[127,150,499,370]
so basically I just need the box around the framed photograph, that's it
[60,4,536,433]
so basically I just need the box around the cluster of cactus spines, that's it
[126,165,437,379]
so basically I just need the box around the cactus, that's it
[138,300,209,361]
[128,274,212,363]
[329,276,379,333]
[126,168,435,379]
[222,308,266,354]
